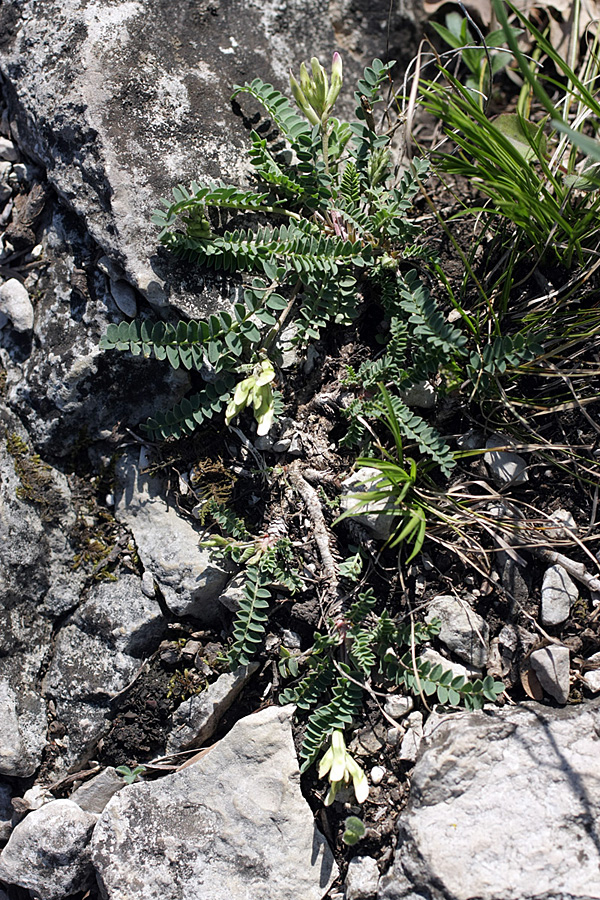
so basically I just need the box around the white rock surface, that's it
[484,433,528,487]
[530,644,570,704]
[116,450,231,620]
[0,800,96,899]
[340,467,397,541]
[426,595,489,667]
[0,680,47,777]
[380,700,600,900]
[540,564,578,626]
[166,663,259,753]
[92,705,338,900]
[345,855,380,899]
[0,278,34,332]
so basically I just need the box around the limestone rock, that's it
[583,651,600,693]
[42,575,165,768]
[0,0,423,313]
[166,663,259,753]
[340,467,397,541]
[530,644,570,704]
[345,855,380,900]
[484,433,528,487]
[379,700,600,900]
[540,564,578,626]
[426,595,489,667]
[0,799,96,899]
[419,646,481,680]
[110,279,138,318]
[70,767,124,815]
[545,508,578,539]
[92,705,338,899]
[383,695,414,720]
[0,680,47,778]
[116,449,231,620]
[0,139,17,162]
[399,711,423,763]
[0,278,33,331]
[1,207,190,456]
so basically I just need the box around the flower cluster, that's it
[289,53,343,126]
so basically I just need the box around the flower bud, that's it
[326,52,343,109]
[311,57,328,111]
[290,70,320,126]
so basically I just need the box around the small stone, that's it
[530,645,570,704]
[166,663,258,753]
[582,652,600,693]
[303,344,319,375]
[0,278,34,332]
[0,138,18,162]
[383,695,414,719]
[26,243,43,261]
[272,437,292,453]
[281,628,302,650]
[401,380,436,409]
[426,595,489,667]
[217,573,246,612]
[0,199,12,227]
[484,433,528,487]
[545,508,578,539]
[70,767,123,814]
[345,855,380,900]
[340,467,397,541]
[19,785,54,815]
[540,564,578,627]
[110,279,138,318]
[399,711,424,762]
[10,163,27,182]
[254,433,274,451]
[0,183,10,204]
[386,727,401,746]
[141,570,155,598]
[370,765,385,785]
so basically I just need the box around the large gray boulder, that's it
[92,704,338,899]
[379,700,600,900]
[0,800,97,899]
[0,0,424,312]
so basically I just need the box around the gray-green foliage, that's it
[100,57,444,446]
[278,588,504,771]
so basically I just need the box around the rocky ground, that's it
[1,1,600,899]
